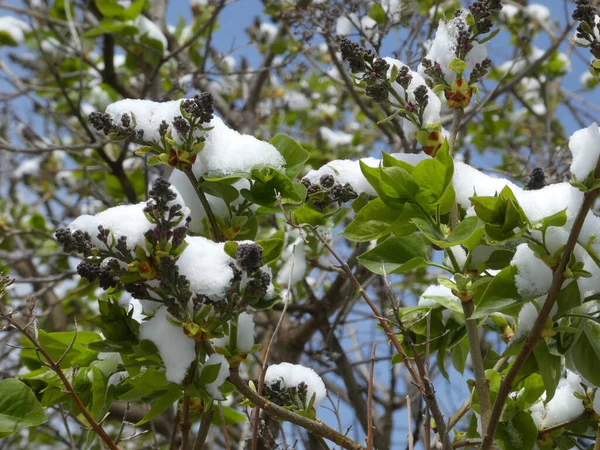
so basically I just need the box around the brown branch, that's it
[182,168,224,242]
[192,408,215,450]
[228,371,366,450]
[366,344,376,450]
[1,314,119,450]
[480,159,600,450]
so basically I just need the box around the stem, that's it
[461,299,491,431]
[228,372,366,450]
[182,167,224,243]
[180,396,191,450]
[305,224,452,450]
[8,322,120,450]
[480,160,600,450]
[366,344,376,450]
[192,408,214,450]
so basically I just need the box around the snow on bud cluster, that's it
[264,362,327,411]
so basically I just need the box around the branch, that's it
[1,313,119,450]
[228,371,366,450]
[182,167,224,243]
[480,159,600,450]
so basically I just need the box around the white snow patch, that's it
[265,362,327,409]
[511,244,553,299]
[569,123,600,181]
[140,307,196,384]
[176,236,235,299]
[202,353,230,399]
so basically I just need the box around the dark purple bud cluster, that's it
[469,58,492,84]
[420,58,447,86]
[573,0,600,58]
[173,115,190,135]
[525,167,546,191]
[302,175,358,210]
[396,66,412,90]
[181,93,214,124]
[55,228,93,257]
[469,0,502,37]
[262,379,310,410]
[236,243,264,273]
[339,37,373,73]
[89,112,144,141]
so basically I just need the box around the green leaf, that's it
[211,405,247,426]
[556,281,581,318]
[451,335,469,374]
[379,166,420,202]
[269,38,287,55]
[134,389,183,426]
[496,411,537,450]
[533,339,562,401]
[21,331,102,370]
[94,0,145,19]
[342,199,418,242]
[515,374,545,410]
[533,208,567,234]
[358,235,429,274]
[0,379,48,437]
[570,322,600,387]
[472,265,521,320]
[199,362,222,385]
[246,166,303,207]
[412,146,454,207]
[89,299,140,348]
[255,238,284,265]
[448,58,468,73]
[199,180,240,205]
[84,19,139,38]
[368,3,387,23]
[270,134,310,180]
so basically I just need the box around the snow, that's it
[106,99,184,144]
[303,152,429,196]
[500,4,519,20]
[568,123,600,181]
[418,283,458,308]
[265,362,327,409]
[319,126,353,148]
[13,157,42,179]
[542,371,585,428]
[169,169,251,233]
[68,185,188,250]
[303,157,379,196]
[259,22,278,43]
[236,312,255,353]
[105,100,285,177]
[176,236,236,299]
[513,301,538,340]
[284,91,311,111]
[134,15,168,53]
[526,4,551,24]
[69,203,152,250]
[202,353,230,399]
[276,241,307,287]
[0,16,30,45]
[385,58,442,133]
[191,116,285,178]
[212,312,255,353]
[511,244,553,299]
[418,13,487,83]
[140,307,196,384]
[335,15,378,40]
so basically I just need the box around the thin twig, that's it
[182,168,224,242]
[480,159,600,450]
[407,395,414,450]
[366,344,376,450]
[228,372,366,450]
[217,401,232,450]
[192,408,215,450]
